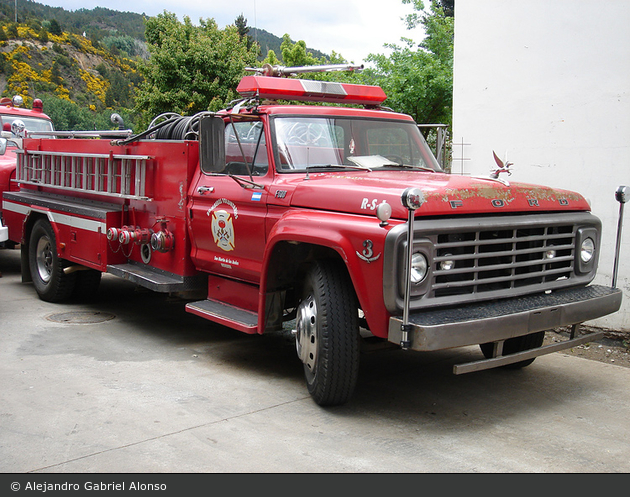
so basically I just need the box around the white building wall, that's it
[452,0,630,330]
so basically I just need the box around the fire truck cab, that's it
[1,66,623,406]
[0,95,54,245]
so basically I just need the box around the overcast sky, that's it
[34,0,425,65]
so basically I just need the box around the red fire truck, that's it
[1,65,623,405]
[0,95,54,245]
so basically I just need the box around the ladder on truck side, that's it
[16,149,152,200]
[10,147,210,294]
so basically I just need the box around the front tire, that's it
[295,260,360,406]
[29,219,76,302]
[480,331,546,369]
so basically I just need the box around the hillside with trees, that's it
[0,18,143,129]
[0,0,332,131]
[0,0,325,61]
[0,0,454,144]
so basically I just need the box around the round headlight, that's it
[580,237,595,263]
[410,252,428,284]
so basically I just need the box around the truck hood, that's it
[282,170,590,219]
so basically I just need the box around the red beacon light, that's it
[237,64,387,106]
[32,99,43,112]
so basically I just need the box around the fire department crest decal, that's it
[207,199,238,252]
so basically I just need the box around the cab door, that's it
[189,117,270,283]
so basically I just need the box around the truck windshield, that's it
[0,116,54,137]
[272,116,441,173]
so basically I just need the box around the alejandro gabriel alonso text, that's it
[11,481,167,492]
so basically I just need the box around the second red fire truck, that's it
[1,65,623,405]
[0,95,54,245]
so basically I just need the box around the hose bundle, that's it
[152,112,215,141]
[112,111,216,146]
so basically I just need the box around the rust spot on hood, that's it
[437,182,582,203]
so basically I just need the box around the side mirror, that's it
[199,115,225,174]
[0,138,7,155]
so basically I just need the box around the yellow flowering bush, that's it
[79,68,109,105]
[54,86,72,101]
[1,23,141,114]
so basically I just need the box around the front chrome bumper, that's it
[388,285,622,372]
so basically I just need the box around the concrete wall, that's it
[452,0,630,330]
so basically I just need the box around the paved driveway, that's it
[1,248,629,473]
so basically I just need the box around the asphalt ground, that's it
[1,247,630,476]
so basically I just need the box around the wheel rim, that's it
[35,234,53,283]
[295,295,318,374]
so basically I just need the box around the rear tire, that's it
[480,331,546,369]
[294,260,360,406]
[29,219,76,302]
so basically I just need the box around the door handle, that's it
[197,186,214,194]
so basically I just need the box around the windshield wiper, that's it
[383,164,436,172]
[305,164,372,172]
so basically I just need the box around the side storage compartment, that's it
[9,138,207,296]
[3,190,126,301]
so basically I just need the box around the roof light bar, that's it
[236,76,387,106]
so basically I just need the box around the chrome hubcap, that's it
[294,295,318,373]
[35,235,53,283]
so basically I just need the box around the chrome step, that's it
[186,299,258,333]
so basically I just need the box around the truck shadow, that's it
[3,249,603,426]
[0,247,21,275]
[346,348,583,423]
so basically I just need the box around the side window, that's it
[367,127,411,162]
[366,125,428,168]
[225,120,268,176]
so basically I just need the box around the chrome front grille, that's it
[432,224,575,298]
[382,212,602,313]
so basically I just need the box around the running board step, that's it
[107,263,205,293]
[186,299,258,334]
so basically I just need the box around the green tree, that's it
[105,69,132,108]
[28,19,42,32]
[7,23,18,38]
[402,0,454,29]
[261,35,357,83]
[366,0,453,127]
[440,0,454,17]
[262,49,280,66]
[135,11,258,122]
[280,34,321,67]
[235,13,256,53]
[101,34,140,57]
[48,19,62,36]
[235,14,248,38]
[45,96,130,131]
